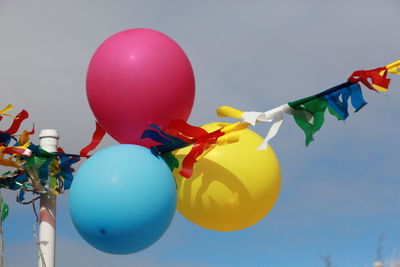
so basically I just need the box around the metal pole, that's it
[38,129,59,267]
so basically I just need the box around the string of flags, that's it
[146,60,400,174]
[215,60,400,148]
[0,60,399,219]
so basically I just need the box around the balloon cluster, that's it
[69,28,281,254]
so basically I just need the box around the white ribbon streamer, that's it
[241,104,294,150]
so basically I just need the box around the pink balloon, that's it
[86,28,195,147]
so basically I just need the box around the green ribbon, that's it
[289,97,328,146]
[1,201,8,221]
[0,195,8,221]
[161,152,179,172]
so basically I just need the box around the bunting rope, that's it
[0,60,399,201]
[216,60,400,149]
[139,60,400,177]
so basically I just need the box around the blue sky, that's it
[1,0,400,266]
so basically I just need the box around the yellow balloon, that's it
[173,123,281,231]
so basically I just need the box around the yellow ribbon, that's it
[195,122,249,161]
[18,130,31,147]
[373,60,400,91]
[216,106,245,119]
[386,60,400,75]
[0,104,14,118]
[219,121,249,133]
[0,147,23,168]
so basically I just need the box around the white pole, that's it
[38,129,59,267]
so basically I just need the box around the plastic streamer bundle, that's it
[0,105,81,217]
[141,120,247,178]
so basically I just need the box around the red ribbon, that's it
[80,122,106,157]
[179,129,224,178]
[0,110,29,135]
[348,67,390,91]
[163,120,226,178]
[164,119,209,143]
[2,147,31,156]
[27,124,35,135]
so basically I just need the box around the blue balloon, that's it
[69,144,176,254]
